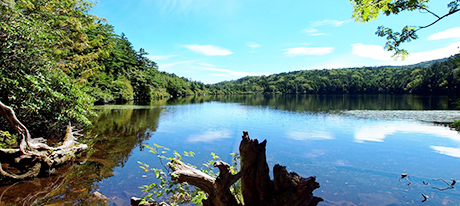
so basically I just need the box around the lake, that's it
[1,94,460,206]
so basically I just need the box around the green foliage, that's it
[451,120,460,131]
[0,0,97,137]
[138,144,242,206]
[207,55,460,96]
[351,0,460,59]
[85,26,208,103]
[113,76,134,103]
[0,130,18,148]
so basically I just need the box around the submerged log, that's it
[0,100,88,180]
[137,131,322,206]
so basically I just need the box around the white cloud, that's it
[428,27,460,40]
[198,67,268,77]
[302,20,347,36]
[247,42,261,49]
[284,47,334,56]
[301,28,326,36]
[157,0,237,17]
[160,60,199,68]
[351,43,394,61]
[311,20,346,27]
[351,42,460,64]
[197,62,216,67]
[148,55,179,61]
[309,32,326,36]
[407,42,460,61]
[184,44,233,56]
[287,130,334,140]
[210,73,230,77]
[302,28,318,33]
[188,129,231,142]
[431,146,460,158]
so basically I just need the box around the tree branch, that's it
[167,159,241,206]
[421,8,440,18]
[417,8,460,31]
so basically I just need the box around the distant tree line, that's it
[208,55,460,96]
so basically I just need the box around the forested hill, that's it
[209,55,460,96]
[85,25,208,104]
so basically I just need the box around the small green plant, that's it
[138,144,242,206]
[451,120,460,131]
[0,130,18,148]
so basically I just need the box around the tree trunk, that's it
[239,131,323,206]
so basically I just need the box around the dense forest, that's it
[1,0,460,147]
[209,56,460,96]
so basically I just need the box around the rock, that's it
[130,197,168,206]
[89,191,109,204]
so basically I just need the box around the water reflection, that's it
[144,94,457,112]
[431,146,460,158]
[354,121,460,143]
[0,105,164,205]
[211,94,456,111]
[286,130,334,140]
[188,129,232,142]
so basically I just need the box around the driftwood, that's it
[133,131,323,206]
[0,100,88,180]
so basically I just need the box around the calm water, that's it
[1,94,460,206]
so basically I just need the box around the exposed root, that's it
[0,100,88,180]
[0,161,41,180]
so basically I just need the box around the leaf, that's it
[211,152,220,159]
[156,191,163,198]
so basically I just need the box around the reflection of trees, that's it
[211,94,451,112]
[166,95,213,105]
[0,106,163,205]
[158,94,451,112]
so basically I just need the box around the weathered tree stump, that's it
[239,131,323,206]
[134,131,323,206]
[0,100,88,180]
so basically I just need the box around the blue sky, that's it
[91,0,460,84]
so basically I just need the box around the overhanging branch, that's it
[417,8,460,31]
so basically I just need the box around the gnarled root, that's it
[0,100,88,180]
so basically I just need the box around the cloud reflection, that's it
[431,146,460,158]
[287,130,334,140]
[354,125,396,143]
[354,122,460,143]
[188,129,232,142]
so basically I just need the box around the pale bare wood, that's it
[0,100,88,179]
